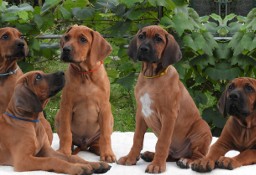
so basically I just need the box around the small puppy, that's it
[55,25,116,162]
[0,71,111,174]
[117,25,212,173]
[192,77,256,172]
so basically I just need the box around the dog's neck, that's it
[6,102,40,123]
[69,61,103,80]
[233,112,256,128]
[0,59,18,75]
[141,62,167,78]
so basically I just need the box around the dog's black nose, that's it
[63,46,71,53]
[17,41,25,48]
[58,71,65,76]
[140,46,149,53]
[229,92,239,101]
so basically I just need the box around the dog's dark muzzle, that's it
[226,90,250,118]
[137,45,158,63]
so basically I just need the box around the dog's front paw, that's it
[176,158,191,169]
[58,148,71,156]
[100,151,116,163]
[145,162,166,173]
[141,151,154,162]
[216,156,241,170]
[191,158,215,172]
[90,162,111,174]
[74,163,94,175]
[117,155,139,165]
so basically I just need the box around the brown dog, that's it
[55,25,116,162]
[0,70,111,174]
[192,77,256,172]
[0,27,53,144]
[117,25,212,173]
[0,27,27,113]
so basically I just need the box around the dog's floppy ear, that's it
[162,34,182,68]
[89,30,112,66]
[217,87,228,117]
[127,36,138,61]
[13,84,43,113]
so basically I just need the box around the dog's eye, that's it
[138,34,144,40]
[20,35,25,40]
[1,34,8,40]
[35,74,42,80]
[80,37,87,43]
[155,36,163,42]
[245,84,254,92]
[228,84,235,91]
[64,35,69,41]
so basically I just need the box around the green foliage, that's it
[0,1,255,135]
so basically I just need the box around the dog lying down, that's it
[0,71,111,175]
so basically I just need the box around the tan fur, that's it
[117,25,212,173]
[0,71,111,174]
[0,27,53,144]
[55,25,115,162]
[192,77,256,172]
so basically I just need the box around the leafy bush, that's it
[0,0,255,135]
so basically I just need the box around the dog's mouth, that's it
[49,86,64,98]
[227,103,250,118]
[6,50,27,60]
[48,72,65,97]
[137,54,159,63]
[61,53,72,62]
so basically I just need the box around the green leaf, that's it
[63,0,89,11]
[205,63,241,80]
[191,90,208,106]
[215,44,231,59]
[228,31,244,49]
[116,72,136,91]
[190,55,215,69]
[217,27,229,36]
[172,0,189,6]
[231,55,256,69]
[59,6,72,19]
[34,14,44,28]
[72,7,95,20]
[18,61,34,72]
[7,3,33,13]
[18,11,29,21]
[183,34,198,51]
[223,13,236,25]
[172,12,194,36]
[200,16,209,23]
[1,13,18,22]
[125,9,144,20]
[249,37,256,51]
[119,0,143,7]
[30,39,40,51]
[41,0,61,15]
[107,69,119,79]
[202,107,226,128]
[210,13,222,23]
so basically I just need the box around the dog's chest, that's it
[139,93,154,118]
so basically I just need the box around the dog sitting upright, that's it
[0,71,111,174]
[55,25,116,162]
[117,25,212,173]
[0,27,28,113]
[0,27,53,144]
